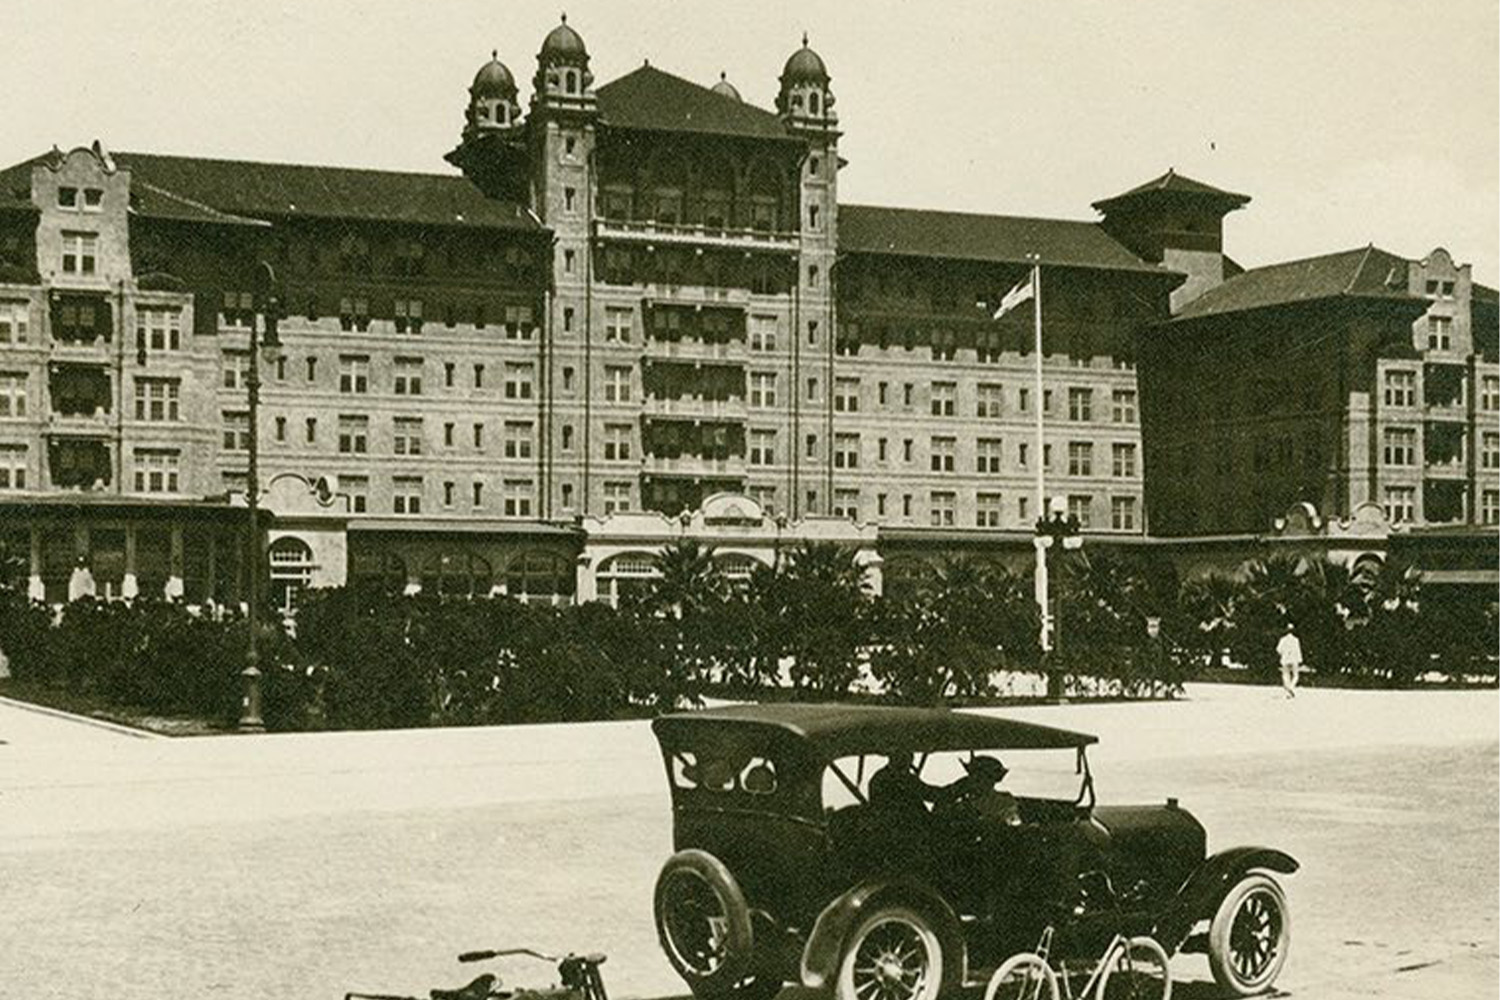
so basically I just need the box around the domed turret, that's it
[711,72,742,102]
[465,50,521,136]
[533,14,595,110]
[777,33,836,130]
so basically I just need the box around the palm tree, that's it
[646,538,723,617]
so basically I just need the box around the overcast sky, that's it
[4,0,1495,283]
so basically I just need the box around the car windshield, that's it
[821,747,1093,812]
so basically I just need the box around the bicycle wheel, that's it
[984,952,1059,1000]
[1096,936,1170,1000]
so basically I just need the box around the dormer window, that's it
[83,188,103,211]
[58,187,78,208]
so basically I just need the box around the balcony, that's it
[643,454,746,477]
[46,436,114,491]
[643,339,746,364]
[1424,423,1467,477]
[642,396,748,421]
[643,283,752,309]
[595,217,798,253]
[48,363,112,426]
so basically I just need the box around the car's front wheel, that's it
[836,905,947,1000]
[1207,873,1290,995]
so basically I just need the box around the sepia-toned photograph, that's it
[0,3,1495,999]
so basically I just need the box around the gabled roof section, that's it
[130,180,268,228]
[113,152,540,230]
[838,203,1172,275]
[1173,245,1423,321]
[0,153,48,212]
[1093,169,1250,213]
[597,64,793,141]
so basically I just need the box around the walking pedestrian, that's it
[1276,623,1304,698]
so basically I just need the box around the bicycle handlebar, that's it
[457,948,607,966]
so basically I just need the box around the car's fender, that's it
[798,877,967,990]
[1156,845,1299,951]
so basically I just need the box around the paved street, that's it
[0,685,1495,1000]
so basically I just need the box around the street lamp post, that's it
[1034,494,1082,699]
[239,261,282,733]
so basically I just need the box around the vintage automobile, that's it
[651,704,1296,1000]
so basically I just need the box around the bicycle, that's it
[344,946,608,1000]
[984,875,1171,1000]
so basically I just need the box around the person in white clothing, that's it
[1276,623,1304,698]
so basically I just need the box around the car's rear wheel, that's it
[654,850,756,991]
[836,905,946,1000]
[1207,873,1290,995]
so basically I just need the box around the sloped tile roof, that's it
[1093,169,1250,211]
[1173,245,1422,320]
[838,203,1170,274]
[0,150,541,230]
[597,64,794,141]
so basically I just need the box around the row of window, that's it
[752,429,1138,477]
[1381,428,1497,468]
[1384,486,1500,526]
[1384,370,1500,410]
[804,488,1139,530]
[825,380,1136,422]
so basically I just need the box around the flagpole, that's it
[1030,256,1051,664]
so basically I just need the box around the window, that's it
[1112,443,1137,477]
[808,265,819,289]
[444,422,455,447]
[1111,496,1137,531]
[564,249,575,274]
[748,485,777,515]
[808,203,821,232]
[1484,490,1500,527]
[903,383,914,408]
[807,320,819,346]
[976,492,1003,527]
[1044,389,1053,413]
[1068,387,1093,422]
[1067,441,1093,476]
[338,415,369,454]
[339,356,369,394]
[393,476,423,514]
[1,445,28,489]
[806,377,819,402]
[601,423,631,462]
[393,357,424,396]
[272,416,288,443]
[342,475,369,513]
[903,438,914,463]
[833,488,859,520]
[137,308,182,351]
[1018,388,1031,413]
[472,481,485,508]
[0,372,28,418]
[393,298,423,334]
[603,366,632,403]
[1018,496,1029,524]
[222,351,250,390]
[877,438,888,463]
[1384,486,1415,524]
[392,240,425,277]
[1426,315,1453,350]
[504,479,534,517]
[749,372,777,408]
[976,438,1003,474]
[878,382,889,407]
[834,378,860,412]
[749,429,776,466]
[133,378,179,421]
[834,433,860,469]
[57,186,78,208]
[1068,495,1092,528]
[1482,376,1499,412]
[473,422,485,450]
[976,383,1003,418]
[1111,389,1137,424]
[338,296,370,332]
[393,417,424,455]
[61,232,98,275]
[306,357,317,382]
[1383,427,1416,466]
[930,381,956,416]
[564,187,577,212]
[806,433,818,458]
[603,481,632,514]
[1483,432,1499,471]
[930,437,955,472]
[0,300,28,344]
[445,362,456,388]
[929,491,956,527]
[750,315,777,352]
[133,449,179,493]
[443,480,456,508]
[561,424,574,451]
[222,411,249,451]
[85,188,104,211]
[1383,370,1416,407]
[504,305,534,340]
[505,362,536,400]
[605,307,633,343]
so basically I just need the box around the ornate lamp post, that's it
[238,261,282,732]
[1033,494,1082,698]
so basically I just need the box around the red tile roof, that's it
[597,64,794,141]
[1173,245,1423,320]
[1093,169,1250,212]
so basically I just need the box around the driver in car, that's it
[939,754,1022,826]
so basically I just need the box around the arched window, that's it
[269,537,315,615]
[420,550,492,598]
[506,551,574,605]
[809,90,821,115]
[351,550,407,595]
[597,551,660,607]
[714,552,764,591]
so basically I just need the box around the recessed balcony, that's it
[594,217,798,253]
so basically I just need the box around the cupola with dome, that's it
[776,34,837,132]
[464,51,522,137]
[710,72,742,102]
[533,14,596,114]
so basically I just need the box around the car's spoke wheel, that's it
[1208,874,1290,996]
[984,952,1060,1000]
[836,906,945,1000]
[1097,936,1171,1000]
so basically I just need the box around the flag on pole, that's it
[992,273,1035,319]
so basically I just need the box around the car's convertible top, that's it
[653,703,1097,759]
